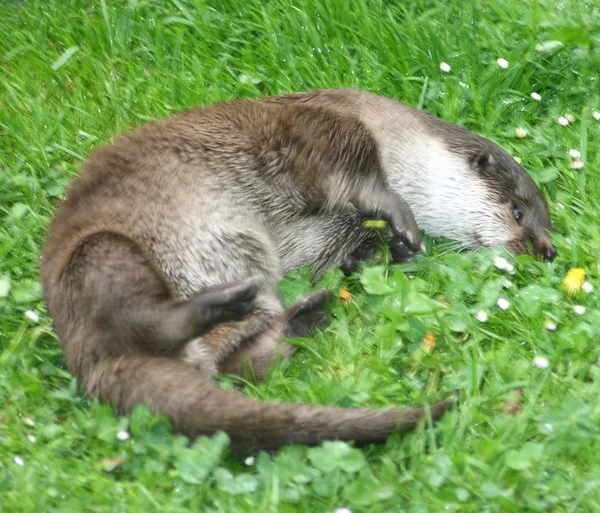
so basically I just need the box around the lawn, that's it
[1,0,600,511]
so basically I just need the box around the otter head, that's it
[407,124,556,261]
[464,140,556,261]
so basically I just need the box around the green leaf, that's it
[343,470,395,505]
[93,403,127,443]
[8,202,29,220]
[0,276,10,298]
[517,284,561,318]
[11,280,42,303]
[265,445,316,485]
[51,46,79,71]
[214,468,259,495]
[277,266,314,305]
[505,449,530,470]
[360,266,394,295]
[402,291,445,315]
[129,404,152,435]
[444,315,468,332]
[480,482,507,498]
[311,471,348,497]
[163,16,198,28]
[427,469,446,488]
[505,442,544,470]
[478,277,507,308]
[39,422,62,439]
[45,184,65,198]
[456,488,470,501]
[174,432,229,484]
[534,40,565,53]
[307,441,366,474]
[533,167,560,184]
[552,25,595,45]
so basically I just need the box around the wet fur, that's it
[42,89,554,451]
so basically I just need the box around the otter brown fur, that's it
[41,89,554,451]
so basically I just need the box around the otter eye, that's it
[512,203,524,224]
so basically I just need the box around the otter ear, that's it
[471,151,495,171]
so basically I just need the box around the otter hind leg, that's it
[171,222,291,374]
[218,291,333,381]
[181,278,259,336]
[283,290,332,338]
[62,232,258,352]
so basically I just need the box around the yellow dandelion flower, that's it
[562,268,585,296]
[423,331,436,350]
[339,287,353,304]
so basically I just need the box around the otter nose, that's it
[543,245,556,262]
[532,234,556,261]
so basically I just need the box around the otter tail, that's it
[86,355,455,452]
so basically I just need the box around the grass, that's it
[1,0,600,511]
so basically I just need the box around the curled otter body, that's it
[41,89,554,451]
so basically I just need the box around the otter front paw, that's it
[388,235,418,264]
[379,190,422,253]
[354,186,422,254]
[339,238,380,275]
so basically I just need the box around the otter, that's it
[41,89,555,452]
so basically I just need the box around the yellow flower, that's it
[339,287,353,304]
[562,268,585,296]
[423,331,436,351]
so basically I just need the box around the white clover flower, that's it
[570,160,584,170]
[533,356,549,369]
[494,256,509,270]
[558,116,569,126]
[545,321,557,331]
[530,92,542,101]
[22,416,35,427]
[503,280,513,289]
[569,149,581,159]
[27,435,37,444]
[592,111,600,121]
[582,282,593,294]
[515,128,527,139]
[25,310,39,323]
[497,298,510,310]
[14,456,24,466]
[116,430,130,441]
[573,305,586,315]
[505,263,515,275]
[244,456,255,466]
[334,509,353,513]
[476,311,489,322]
[439,62,451,73]
[497,58,509,69]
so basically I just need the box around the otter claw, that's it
[387,199,422,253]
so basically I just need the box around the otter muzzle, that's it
[531,234,556,261]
